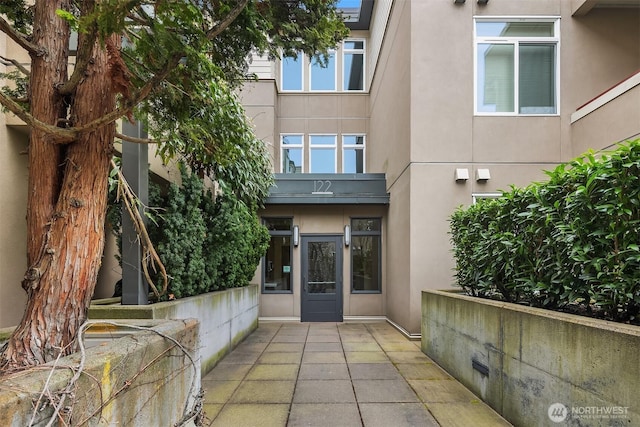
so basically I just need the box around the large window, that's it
[310,51,336,91]
[281,52,303,91]
[343,40,365,91]
[310,135,337,173]
[263,218,293,293]
[281,134,304,173]
[475,19,559,115]
[342,135,365,173]
[351,218,381,293]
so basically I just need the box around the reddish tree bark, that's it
[1,3,116,370]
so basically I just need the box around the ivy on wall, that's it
[450,139,640,324]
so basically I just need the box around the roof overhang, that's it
[339,0,375,31]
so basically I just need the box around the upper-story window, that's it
[309,135,337,173]
[310,51,337,91]
[475,19,559,115]
[281,52,303,91]
[343,40,365,91]
[280,40,366,92]
[281,134,304,173]
[342,135,365,173]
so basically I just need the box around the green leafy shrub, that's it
[109,164,270,300]
[450,140,640,323]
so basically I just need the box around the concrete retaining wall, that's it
[421,290,640,427]
[0,319,200,426]
[89,284,259,375]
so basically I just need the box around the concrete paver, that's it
[202,322,511,426]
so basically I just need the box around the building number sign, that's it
[312,180,333,194]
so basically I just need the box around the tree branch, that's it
[0,15,43,56]
[206,0,249,39]
[0,55,30,76]
[115,132,160,144]
[57,31,98,96]
[0,91,75,143]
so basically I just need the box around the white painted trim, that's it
[571,72,640,123]
[259,317,300,323]
[385,317,421,341]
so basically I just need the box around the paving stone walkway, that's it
[201,322,511,427]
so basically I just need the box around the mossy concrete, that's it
[89,284,259,375]
[0,319,199,426]
[422,290,640,426]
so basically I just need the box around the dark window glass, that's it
[263,218,293,292]
[351,218,381,293]
[352,218,381,232]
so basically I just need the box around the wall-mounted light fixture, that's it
[453,0,466,3]
[293,225,299,247]
[477,0,489,4]
[344,225,351,247]
[476,168,491,182]
[455,168,470,183]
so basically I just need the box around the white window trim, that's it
[309,134,337,173]
[280,51,304,92]
[342,135,366,173]
[342,39,366,92]
[309,50,337,92]
[472,192,503,204]
[473,16,560,117]
[280,134,305,173]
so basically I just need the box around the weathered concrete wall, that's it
[0,319,200,426]
[422,290,640,427]
[89,284,259,375]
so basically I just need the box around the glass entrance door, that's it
[301,235,343,322]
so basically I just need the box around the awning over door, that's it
[265,173,389,205]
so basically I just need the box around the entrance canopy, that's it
[265,173,389,205]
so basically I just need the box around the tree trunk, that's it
[1,3,116,370]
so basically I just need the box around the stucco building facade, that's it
[1,0,639,336]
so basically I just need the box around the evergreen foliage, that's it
[450,140,640,323]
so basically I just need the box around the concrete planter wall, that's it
[89,284,259,375]
[422,290,639,427]
[0,319,199,426]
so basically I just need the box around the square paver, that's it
[306,334,340,342]
[257,351,303,364]
[385,351,431,364]
[264,342,305,353]
[342,342,382,352]
[203,364,252,381]
[304,342,342,352]
[427,402,512,427]
[202,380,241,404]
[395,363,451,380]
[211,403,289,427]
[272,334,307,343]
[234,341,269,353]
[348,363,402,380]
[288,403,362,427]
[302,351,346,364]
[293,380,356,403]
[217,351,262,365]
[352,379,420,403]
[360,403,439,427]
[202,403,223,423]
[298,363,350,380]
[230,380,295,403]
[245,364,299,380]
[339,334,376,343]
[345,351,389,363]
[377,341,422,352]
[408,379,479,403]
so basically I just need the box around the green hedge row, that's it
[450,140,640,323]
[108,164,269,301]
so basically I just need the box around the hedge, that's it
[450,140,640,323]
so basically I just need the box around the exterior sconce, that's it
[344,225,351,247]
[477,0,489,4]
[293,225,299,247]
[455,168,470,183]
[476,168,491,182]
[454,0,465,3]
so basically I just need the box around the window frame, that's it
[280,51,304,92]
[350,217,382,294]
[280,134,305,173]
[474,17,560,116]
[342,39,366,92]
[342,135,366,173]
[309,134,338,173]
[262,217,294,294]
